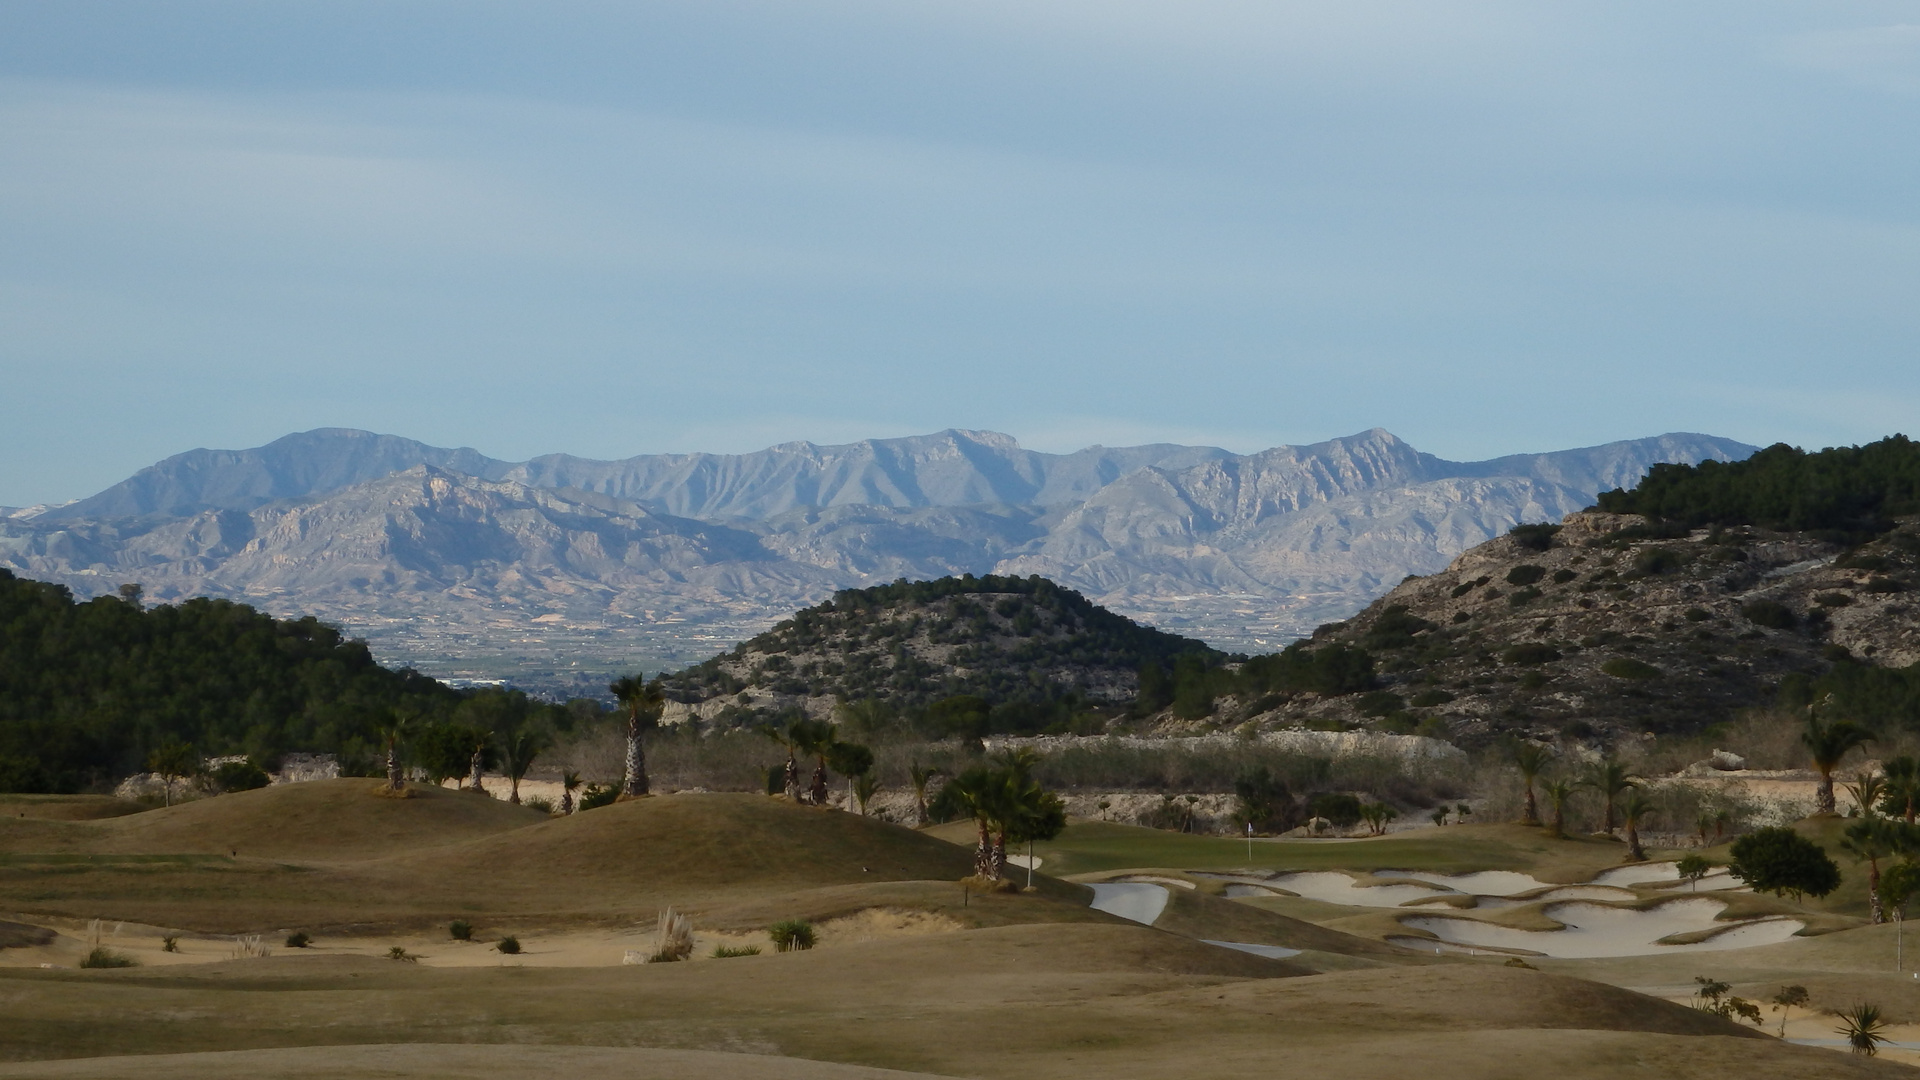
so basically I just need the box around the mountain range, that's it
[0,427,1756,695]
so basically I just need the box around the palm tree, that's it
[1883,757,1920,824]
[908,761,942,826]
[559,770,582,815]
[852,772,880,816]
[466,731,493,794]
[788,719,836,805]
[1359,802,1398,836]
[377,711,414,792]
[1846,771,1887,821]
[1542,779,1575,838]
[760,723,802,801]
[1834,1003,1890,1056]
[941,767,1000,879]
[610,674,665,798]
[501,726,549,806]
[1843,816,1898,924]
[1580,759,1640,833]
[1804,702,1873,815]
[1620,791,1655,862]
[1510,742,1553,825]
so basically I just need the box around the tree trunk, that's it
[560,790,574,814]
[1870,857,1885,924]
[509,778,521,806]
[385,744,403,791]
[809,763,828,806]
[990,831,1007,883]
[468,749,485,793]
[1522,783,1538,826]
[914,793,929,827]
[974,820,993,878]
[1550,803,1564,838]
[1625,822,1645,862]
[1603,795,1616,833]
[1817,770,1836,815]
[623,719,648,797]
[782,755,801,802]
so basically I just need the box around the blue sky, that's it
[3,2,1917,506]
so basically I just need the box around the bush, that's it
[210,759,271,793]
[1814,592,1853,608]
[1509,523,1562,552]
[1633,547,1686,575]
[79,947,136,968]
[578,783,619,811]
[387,946,420,962]
[1502,644,1562,666]
[769,919,816,952]
[1306,792,1364,828]
[1506,565,1547,587]
[1601,658,1663,680]
[1728,826,1841,900]
[449,920,472,941]
[496,936,521,955]
[1864,577,1909,594]
[1741,600,1797,630]
[713,944,762,958]
[1409,689,1455,708]
[284,931,311,948]
[1362,606,1435,652]
[523,796,555,813]
[1507,586,1542,607]
[1684,607,1712,622]
[1356,691,1405,717]
[1551,569,1577,584]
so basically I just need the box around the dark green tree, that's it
[1729,827,1842,901]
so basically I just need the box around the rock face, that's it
[1,427,1754,692]
[1292,513,1920,741]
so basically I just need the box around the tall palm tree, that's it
[1885,756,1920,824]
[559,770,582,815]
[1620,792,1655,862]
[1580,759,1640,833]
[1804,704,1873,815]
[908,761,941,827]
[501,726,549,806]
[787,719,836,805]
[610,674,665,798]
[1541,778,1576,838]
[852,772,880,816]
[760,723,802,801]
[941,767,1000,879]
[1511,742,1553,825]
[1843,816,1897,924]
[378,711,414,792]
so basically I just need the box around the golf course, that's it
[2,780,1913,1079]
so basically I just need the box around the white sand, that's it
[1087,882,1169,925]
[1116,874,1196,889]
[1377,870,1556,895]
[1268,871,1455,908]
[1398,899,1804,958]
[1003,854,1041,871]
[1592,863,1680,887]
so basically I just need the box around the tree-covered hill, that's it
[0,569,460,792]
[1595,434,1920,537]
[661,574,1224,726]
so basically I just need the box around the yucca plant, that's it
[1834,1002,1890,1056]
[769,919,816,952]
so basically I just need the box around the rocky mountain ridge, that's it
[2,427,1754,693]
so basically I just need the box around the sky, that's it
[2,1,1918,507]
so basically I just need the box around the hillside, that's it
[1272,511,1920,741]
[662,575,1221,721]
[1,427,1752,688]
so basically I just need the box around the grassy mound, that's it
[389,793,979,913]
[94,779,546,860]
[0,795,144,822]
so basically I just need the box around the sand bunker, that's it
[1202,939,1302,960]
[1376,870,1556,895]
[1394,898,1803,958]
[1116,875,1196,889]
[1088,882,1169,925]
[1268,872,1454,908]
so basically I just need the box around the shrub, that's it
[1507,586,1542,607]
[1306,792,1364,828]
[1509,523,1562,552]
[1451,611,1472,624]
[523,796,555,813]
[769,919,817,952]
[712,945,762,958]
[1601,658,1663,680]
[387,946,420,962]
[1728,826,1841,901]
[1684,607,1712,622]
[578,783,618,811]
[1741,600,1797,630]
[1356,691,1405,717]
[210,759,271,793]
[1363,606,1435,651]
[1633,547,1686,575]
[496,936,521,955]
[1864,577,1909,594]
[284,931,311,948]
[79,947,136,969]
[1551,569,1577,584]
[161,935,179,953]
[449,920,472,941]
[1502,644,1562,666]
[1409,689,1455,708]
[1814,592,1853,607]
[1506,565,1547,587]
